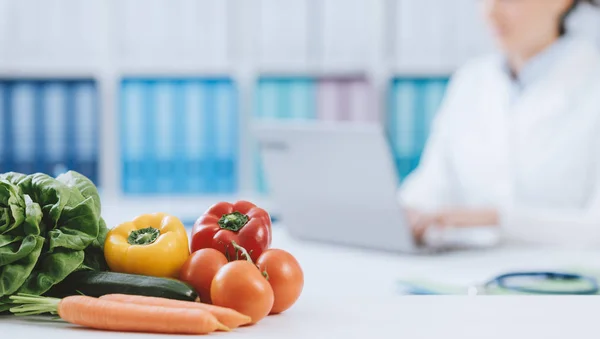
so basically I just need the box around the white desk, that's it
[4,227,600,339]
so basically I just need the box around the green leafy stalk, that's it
[9,294,61,316]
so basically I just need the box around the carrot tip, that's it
[217,323,231,332]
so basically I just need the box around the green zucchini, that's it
[51,271,199,301]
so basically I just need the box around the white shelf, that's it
[391,67,457,78]
[0,68,101,78]
[115,67,236,78]
[256,69,369,78]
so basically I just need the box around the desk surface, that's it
[4,227,600,339]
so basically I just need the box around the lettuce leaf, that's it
[2,173,68,235]
[17,248,85,295]
[82,218,109,271]
[0,301,10,313]
[57,171,101,216]
[0,179,26,235]
[8,173,99,251]
[0,171,107,297]
[0,235,44,297]
[0,179,45,297]
[58,171,108,271]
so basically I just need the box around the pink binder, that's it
[317,80,341,121]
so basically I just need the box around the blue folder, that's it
[421,79,449,143]
[43,82,68,177]
[120,80,147,194]
[181,81,208,194]
[256,78,280,119]
[213,79,238,193]
[153,81,176,194]
[0,83,6,173]
[289,78,315,120]
[3,84,15,174]
[72,81,99,183]
[12,82,37,175]
[391,79,419,179]
[172,80,187,194]
[0,79,99,183]
[255,78,280,193]
[120,78,238,195]
[254,77,317,193]
[144,80,160,194]
[203,80,218,194]
[389,77,450,180]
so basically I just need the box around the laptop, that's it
[253,120,423,254]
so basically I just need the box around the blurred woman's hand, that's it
[435,208,499,228]
[406,208,499,244]
[405,208,439,245]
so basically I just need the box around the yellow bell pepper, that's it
[104,213,190,278]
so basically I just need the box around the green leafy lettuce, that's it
[0,171,108,298]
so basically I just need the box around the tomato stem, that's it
[230,241,269,280]
[231,241,254,264]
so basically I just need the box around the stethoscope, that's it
[398,271,600,295]
[481,272,599,295]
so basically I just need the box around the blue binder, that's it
[255,78,280,193]
[144,81,161,194]
[202,80,218,194]
[120,80,147,194]
[120,78,238,195]
[43,82,68,177]
[391,79,419,179]
[256,78,280,119]
[0,83,6,173]
[153,81,176,194]
[289,78,315,120]
[214,79,237,193]
[256,77,316,120]
[11,83,37,175]
[182,81,208,194]
[0,79,99,183]
[172,80,187,194]
[64,83,77,178]
[71,81,99,183]
[389,77,449,181]
[254,77,317,193]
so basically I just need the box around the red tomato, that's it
[256,249,304,314]
[211,260,274,324]
[179,248,228,304]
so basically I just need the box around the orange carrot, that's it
[100,294,252,329]
[9,294,228,334]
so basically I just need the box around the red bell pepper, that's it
[191,201,272,262]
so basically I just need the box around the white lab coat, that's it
[399,37,600,248]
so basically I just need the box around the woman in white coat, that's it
[400,0,600,247]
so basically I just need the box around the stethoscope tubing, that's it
[485,272,599,295]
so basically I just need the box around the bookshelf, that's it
[6,0,596,220]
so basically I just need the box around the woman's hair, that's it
[560,0,600,35]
